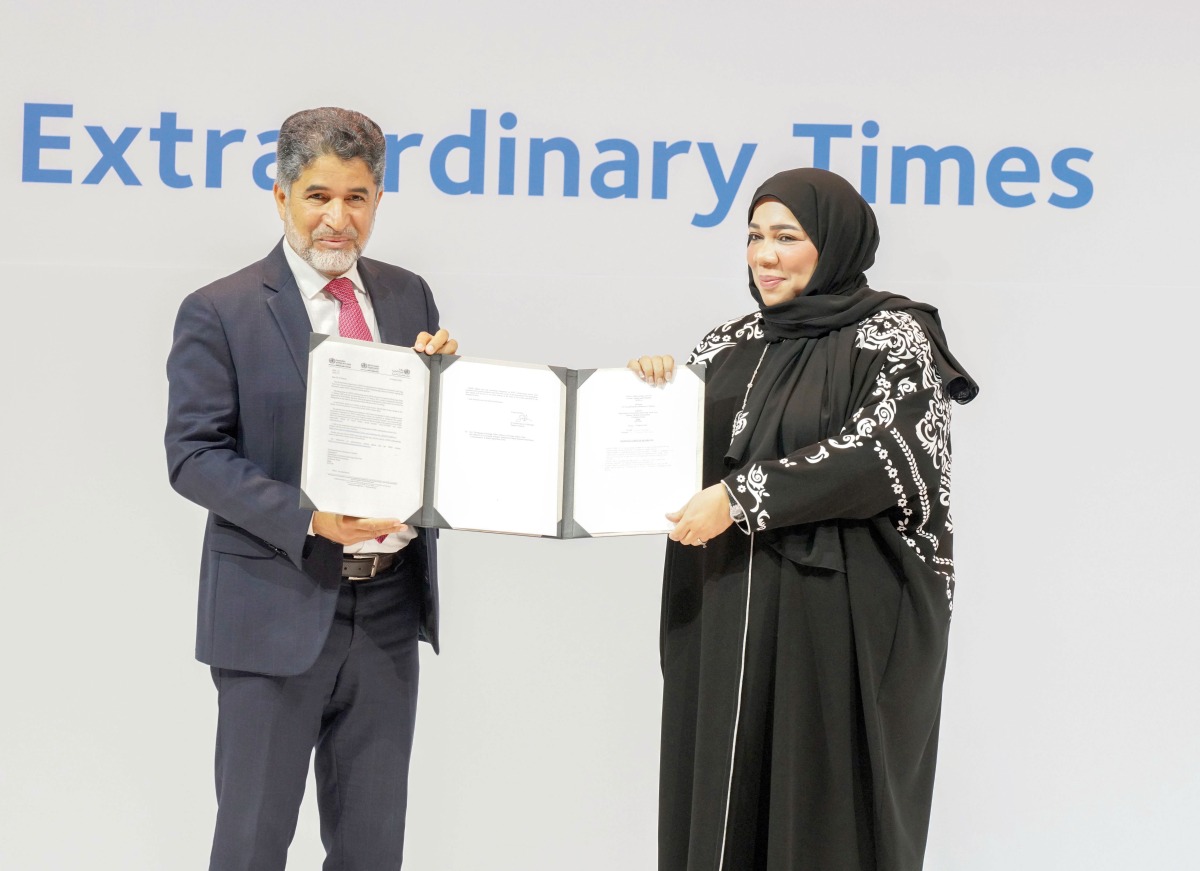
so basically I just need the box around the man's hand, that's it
[313,512,407,546]
[414,328,459,356]
[666,484,734,547]
[627,354,675,387]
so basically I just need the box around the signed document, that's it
[300,336,429,520]
[432,359,566,537]
[569,367,704,536]
[300,336,704,537]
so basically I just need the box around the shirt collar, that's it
[281,238,367,301]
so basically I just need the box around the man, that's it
[166,107,456,870]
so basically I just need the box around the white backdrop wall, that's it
[2,2,1197,869]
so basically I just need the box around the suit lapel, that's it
[262,241,315,385]
[359,257,405,346]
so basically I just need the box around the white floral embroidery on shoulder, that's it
[862,311,957,612]
[806,311,958,613]
[855,311,951,472]
[687,312,763,365]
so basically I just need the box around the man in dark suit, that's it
[166,107,457,870]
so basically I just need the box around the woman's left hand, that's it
[627,354,675,387]
[667,484,734,547]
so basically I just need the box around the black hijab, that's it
[727,167,977,474]
[718,169,977,572]
[747,167,894,340]
[729,166,974,446]
[748,168,978,394]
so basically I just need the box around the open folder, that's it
[299,335,705,538]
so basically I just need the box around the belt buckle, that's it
[361,553,382,579]
[346,553,382,581]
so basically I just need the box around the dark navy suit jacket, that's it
[166,241,441,676]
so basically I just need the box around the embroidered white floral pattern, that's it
[735,464,772,531]
[801,310,956,607]
[688,312,764,365]
[713,310,957,612]
[690,308,960,612]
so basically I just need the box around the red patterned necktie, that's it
[325,277,386,540]
[325,277,374,342]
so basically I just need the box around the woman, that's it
[631,168,977,871]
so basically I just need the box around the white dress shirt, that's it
[282,240,417,555]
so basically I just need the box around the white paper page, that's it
[571,366,704,536]
[300,336,429,519]
[433,359,566,536]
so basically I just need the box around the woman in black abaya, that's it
[630,168,977,871]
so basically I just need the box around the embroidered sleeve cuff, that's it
[722,481,752,535]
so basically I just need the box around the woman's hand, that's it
[667,484,734,547]
[627,354,675,387]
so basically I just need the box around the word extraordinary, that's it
[22,103,1094,227]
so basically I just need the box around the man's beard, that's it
[283,209,370,276]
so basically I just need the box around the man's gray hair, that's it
[276,107,386,193]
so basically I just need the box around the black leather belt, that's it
[341,552,401,581]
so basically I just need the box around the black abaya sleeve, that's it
[723,311,953,535]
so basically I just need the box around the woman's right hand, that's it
[627,354,675,387]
